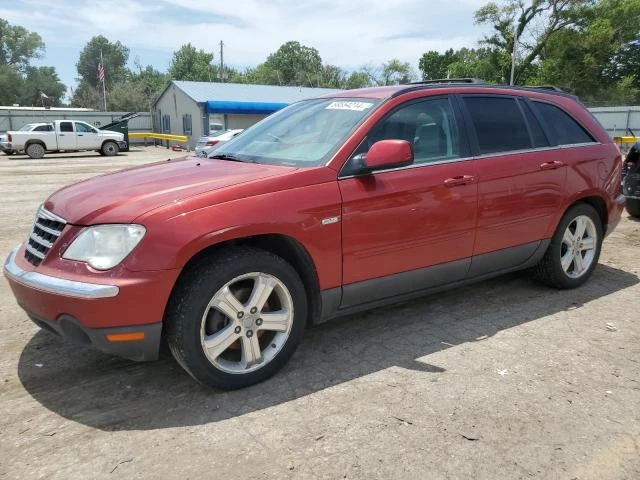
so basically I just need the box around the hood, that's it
[100,129,124,138]
[45,156,293,224]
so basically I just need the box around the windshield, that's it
[19,124,36,131]
[211,98,380,167]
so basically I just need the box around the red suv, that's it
[4,81,625,389]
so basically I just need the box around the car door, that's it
[75,122,99,149]
[459,95,567,277]
[57,121,77,150]
[338,96,479,308]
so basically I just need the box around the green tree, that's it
[474,0,591,84]
[382,59,415,85]
[108,81,147,111]
[129,62,169,110]
[0,18,44,72]
[70,82,102,110]
[320,64,346,88]
[448,47,503,81]
[0,64,24,105]
[344,71,372,89]
[419,49,459,80]
[364,59,415,86]
[21,66,66,106]
[245,63,280,85]
[0,20,66,106]
[531,0,640,103]
[259,41,323,86]
[169,43,216,81]
[76,35,129,87]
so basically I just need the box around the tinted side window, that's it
[33,125,52,132]
[366,97,460,164]
[533,102,594,145]
[59,122,73,133]
[463,96,531,154]
[519,100,549,148]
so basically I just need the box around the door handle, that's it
[444,175,476,187]
[539,161,565,170]
[78,134,84,136]
[59,134,65,136]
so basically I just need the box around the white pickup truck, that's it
[0,120,126,159]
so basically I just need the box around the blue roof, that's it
[171,80,341,104]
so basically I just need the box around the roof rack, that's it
[392,81,575,99]
[406,78,486,85]
[522,85,566,92]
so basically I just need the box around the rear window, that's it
[463,96,531,154]
[532,101,594,145]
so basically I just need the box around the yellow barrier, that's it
[614,136,638,145]
[129,132,189,142]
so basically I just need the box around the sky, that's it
[1,0,490,92]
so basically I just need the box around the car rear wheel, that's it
[26,143,45,159]
[101,141,119,156]
[534,203,602,289]
[626,198,640,218]
[166,247,307,390]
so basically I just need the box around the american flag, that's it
[97,63,105,83]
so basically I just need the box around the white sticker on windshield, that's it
[326,101,374,112]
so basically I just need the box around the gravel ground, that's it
[1,147,639,480]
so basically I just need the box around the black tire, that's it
[165,247,308,390]
[534,203,603,289]
[26,143,45,159]
[101,141,119,156]
[626,198,640,218]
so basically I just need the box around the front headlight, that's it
[63,224,146,270]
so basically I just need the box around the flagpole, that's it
[100,49,107,111]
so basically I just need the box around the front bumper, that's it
[4,247,119,298]
[26,312,162,361]
[3,245,177,361]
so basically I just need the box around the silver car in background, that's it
[194,129,244,156]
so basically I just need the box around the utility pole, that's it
[510,23,518,86]
[219,40,224,82]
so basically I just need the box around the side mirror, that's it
[364,139,413,171]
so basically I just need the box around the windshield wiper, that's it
[208,153,245,162]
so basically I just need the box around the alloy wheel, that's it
[560,215,597,279]
[200,272,294,374]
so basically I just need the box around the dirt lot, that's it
[1,147,639,479]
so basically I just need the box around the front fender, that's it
[124,182,343,290]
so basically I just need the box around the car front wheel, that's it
[166,247,307,390]
[101,141,119,156]
[534,203,603,289]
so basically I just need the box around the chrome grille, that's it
[25,207,66,266]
